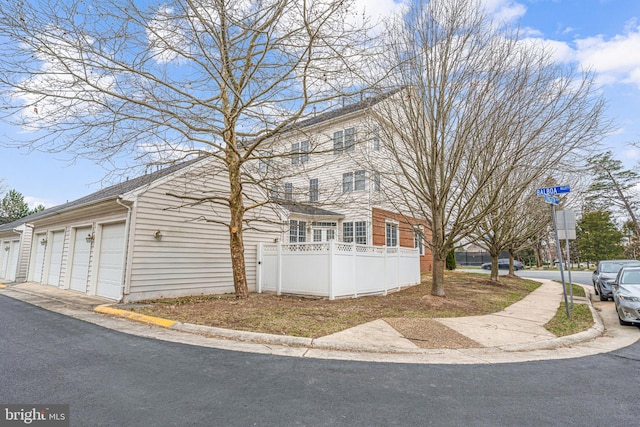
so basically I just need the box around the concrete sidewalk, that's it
[2,279,639,364]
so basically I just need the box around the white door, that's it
[31,234,46,282]
[96,223,125,300]
[0,240,8,278]
[46,231,65,286]
[6,240,20,281]
[69,227,92,292]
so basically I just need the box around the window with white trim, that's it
[414,228,424,255]
[333,127,355,154]
[258,151,272,173]
[284,183,293,201]
[289,220,306,243]
[291,140,309,165]
[373,171,381,191]
[372,126,380,151]
[343,221,367,244]
[309,178,319,202]
[342,170,365,193]
[386,221,398,247]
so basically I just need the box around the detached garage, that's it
[13,156,284,302]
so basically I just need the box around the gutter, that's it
[116,196,133,303]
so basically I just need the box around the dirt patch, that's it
[385,318,483,349]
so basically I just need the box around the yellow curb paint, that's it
[0,284,6,289]
[94,306,176,328]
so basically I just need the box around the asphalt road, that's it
[1,295,639,426]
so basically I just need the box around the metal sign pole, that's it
[552,204,570,318]
[563,211,574,307]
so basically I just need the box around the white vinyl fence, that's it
[256,241,421,299]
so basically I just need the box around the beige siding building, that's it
[0,157,285,302]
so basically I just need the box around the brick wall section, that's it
[371,207,432,272]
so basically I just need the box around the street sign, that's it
[536,185,570,197]
[544,194,559,205]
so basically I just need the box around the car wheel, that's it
[599,292,608,301]
[619,314,632,326]
[593,284,599,295]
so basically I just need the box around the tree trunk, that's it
[431,253,446,296]
[489,251,499,281]
[508,250,515,276]
[227,155,249,299]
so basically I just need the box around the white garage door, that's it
[96,223,125,300]
[6,240,20,281]
[69,227,92,292]
[46,231,65,286]
[31,234,46,283]
[0,240,8,278]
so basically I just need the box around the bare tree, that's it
[373,0,609,296]
[0,0,377,298]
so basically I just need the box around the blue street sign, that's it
[536,185,570,197]
[544,194,559,205]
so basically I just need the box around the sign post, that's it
[537,186,571,318]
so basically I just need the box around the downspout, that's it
[116,196,133,303]
[19,223,35,283]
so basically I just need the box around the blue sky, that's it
[1,0,640,208]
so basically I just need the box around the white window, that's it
[334,127,355,154]
[372,126,380,151]
[269,184,279,199]
[373,171,381,191]
[258,151,272,173]
[289,220,306,243]
[284,183,293,201]
[354,170,365,191]
[343,221,367,244]
[342,172,353,193]
[386,222,398,247]
[342,170,365,193]
[291,141,309,165]
[309,178,319,202]
[414,228,424,255]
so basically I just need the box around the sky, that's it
[1,0,640,209]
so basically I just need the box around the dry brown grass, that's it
[131,271,540,338]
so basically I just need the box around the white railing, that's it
[256,241,421,300]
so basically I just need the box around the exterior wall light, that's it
[40,238,47,246]
[154,230,163,241]
[85,233,95,243]
[4,246,9,251]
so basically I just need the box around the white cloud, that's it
[24,196,55,209]
[573,24,640,89]
[480,0,526,25]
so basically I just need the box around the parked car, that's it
[481,259,524,270]
[612,266,640,326]
[592,260,640,301]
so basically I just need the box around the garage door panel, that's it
[69,227,92,292]
[32,234,46,283]
[46,231,65,286]
[96,223,125,300]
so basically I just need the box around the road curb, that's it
[94,305,177,328]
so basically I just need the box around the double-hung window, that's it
[342,172,353,193]
[334,127,355,154]
[372,126,380,151]
[309,178,319,202]
[284,183,293,201]
[354,170,365,191]
[373,171,381,191]
[258,151,272,173]
[343,221,367,244]
[414,228,424,255]
[386,222,398,247]
[342,170,365,193]
[291,141,309,165]
[289,220,306,243]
